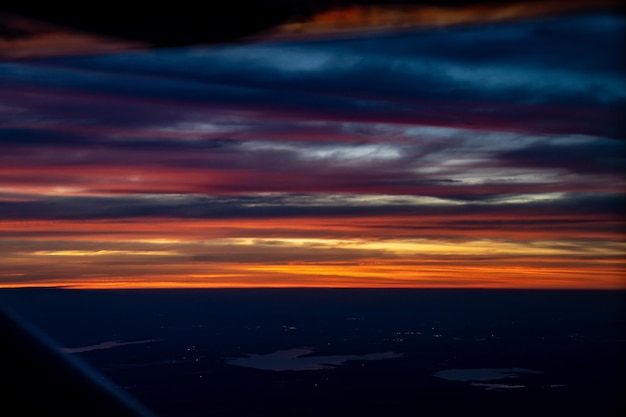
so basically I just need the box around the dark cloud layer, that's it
[1,14,624,137]
[0,193,622,222]
[496,140,626,175]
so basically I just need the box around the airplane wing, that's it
[1,306,157,417]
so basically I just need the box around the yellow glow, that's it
[224,237,623,258]
[31,250,179,256]
[132,238,185,244]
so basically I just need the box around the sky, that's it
[0,8,624,289]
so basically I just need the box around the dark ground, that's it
[1,288,624,417]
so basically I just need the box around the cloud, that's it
[2,13,623,138]
[0,12,624,289]
[495,139,626,175]
[76,13,624,104]
[0,192,622,222]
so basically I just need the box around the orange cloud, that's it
[1,212,623,289]
[261,0,624,41]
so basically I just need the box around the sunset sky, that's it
[0,6,624,289]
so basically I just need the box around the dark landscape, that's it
[1,288,624,417]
